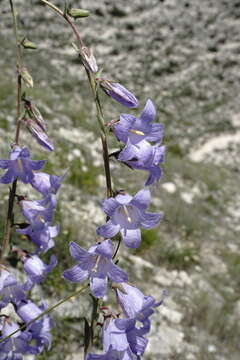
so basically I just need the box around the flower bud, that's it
[20,66,33,88]
[23,118,54,151]
[21,38,37,49]
[23,98,47,132]
[98,79,138,108]
[81,46,98,73]
[67,8,90,18]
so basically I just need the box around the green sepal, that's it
[67,8,90,18]
[21,38,37,49]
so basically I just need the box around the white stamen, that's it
[129,129,145,136]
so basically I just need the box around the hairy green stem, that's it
[0,284,88,343]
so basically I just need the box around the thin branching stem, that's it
[0,284,88,343]
[39,0,113,198]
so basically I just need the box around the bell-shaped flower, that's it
[62,240,128,298]
[0,266,26,309]
[19,194,57,224]
[21,253,57,284]
[17,221,59,254]
[0,317,38,358]
[30,171,65,196]
[98,79,138,108]
[113,99,163,145]
[17,300,53,352]
[115,282,166,333]
[96,188,161,249]
[87,318,148,360]
[0,146,45,184]
[118,140,165,186]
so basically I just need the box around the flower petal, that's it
[131,188,151,210]
[0,169,15,184]
[96,220,120,238]
[69,241,91,261]
[145,166,162,186]
[140,99,156,123]
[0,160,11,169]
[30,160,46,171]
[120,228,141,248]
[140,211,161,229]
[95,239,113,258]
[62,264,89,282]
[113,114,135,143]
[146,123,164,143]
[108,263,128,283]
[90,275,107,298]
[102,198,119,217]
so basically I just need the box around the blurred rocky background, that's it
[0,0,240,359]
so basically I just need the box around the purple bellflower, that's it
[21,253,57,285]
[30,171,65,196]
[118,140,165,186]
[62,240,128,298]
[17,300,53,352]
[115,282,166,332]
[0,266,26,309]
[87,317,148,360]
[0,146,45,184]
[0,317,38,358]
[17,220,59,254]
[19,194,57,224]
[96,188,161,249]
[113,99,163,145]
[98,79,138,108]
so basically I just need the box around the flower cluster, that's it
[0,143,62,358]
[1,2,166,359]
[63,77,165,358]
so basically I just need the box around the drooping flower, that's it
[17,221,59,254]
[0,146,45,184]
[21,253,57,285]
[87,317,148,360]
[19,194,57,224]
[115,282,166,330]
[98,79,138,108]
[30,171,65,196]
[117,140,165,186]
[17,300,53,352]
[0,266,26,309]
[0,317,38,358]
[96,188,161,248]
[62,240,128,298]
[112,99,163,145]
